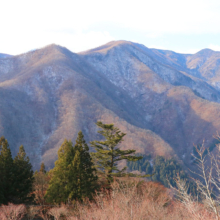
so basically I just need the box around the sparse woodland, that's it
[1,122,220,219]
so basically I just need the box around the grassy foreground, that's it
[0,178,215,220]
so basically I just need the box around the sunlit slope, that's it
[0,44,175,169]
[81,41,220,166]
[1,41,220,169]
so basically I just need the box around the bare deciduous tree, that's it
[0,203,26,220]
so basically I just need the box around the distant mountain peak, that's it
[32,44,67,55]
[79,40,133,55]
[2,40,220,173]
[196,48,215,55]
[0,53,12,59]
[11,43,76,63]
[42,43,64,50]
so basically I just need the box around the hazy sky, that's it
[1,0,220,55]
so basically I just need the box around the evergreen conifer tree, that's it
[0,136,15,204]
[0,144,4,204]
[46,132,97,204]
[71,131,98,201]
[33,164,49,205]
[90,121,142,184]
[39,162,46,173]
[45,139,74,204]
[13,145,34,203]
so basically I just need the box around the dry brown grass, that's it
[48,205,70,220]
[0,203,26,220]
[0,179,217,220]
[65,179,213,220]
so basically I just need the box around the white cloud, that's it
[65,31,115,53]
[1,0,220,54]
[148,45,168,50]
[148,45,201,54]
[145,33,163,39]
[178,48,201,54]
[208,44,220,52]
[0,30,115,55]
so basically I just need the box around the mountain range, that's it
[1,40,220,171]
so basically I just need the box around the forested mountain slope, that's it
[1,41,220,171]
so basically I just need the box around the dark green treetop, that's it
[0,137,34,204]
[90,121,142,183]
[70,131,98,201]
[45,139,75,204]
[39,162,46,173]
[127,155,197,196]
[0,137,6,204]
[0,136,15,204]
[46,131,98,204]
[13,145,34,203]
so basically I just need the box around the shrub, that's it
[68,179,193,220]
[0,203,26,220]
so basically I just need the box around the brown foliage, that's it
[0,203,26,220]
[33,171,50,205]
[0,179,217,219]
[67,179,198,220]
[26,206,40,220]
[48,205,70,220]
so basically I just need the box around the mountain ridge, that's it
[1,41,220,172]
[0,53,12,59]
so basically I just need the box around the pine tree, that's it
[0,136,15,204]
[39,162,46,173]
[46,132,98,204]
[0,143,4,204]
[45,139,74,204]
[13,145,34,203]
[90,121,142,184]
[33,166,49,205]
[71,131,98,201]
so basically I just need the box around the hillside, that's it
[1,41,220,171]
[0,53,12,59]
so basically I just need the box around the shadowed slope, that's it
[80,41,220,169]
[1,41,220,171]
[0,44,175,169]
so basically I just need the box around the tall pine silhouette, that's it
[0,137,5,204]
[46,131,97,204]
[39,162,46,173]
[33,163,49,205]
[13,145,34,203]
[72,131,98,201]
[0,137,34,204]
[0,136,15,204]
[90,121,142,184]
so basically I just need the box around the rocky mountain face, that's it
[1,41,220,171]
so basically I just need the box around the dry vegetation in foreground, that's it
[0,179,216,220]
[3,131,220,219]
